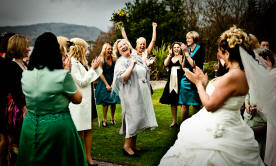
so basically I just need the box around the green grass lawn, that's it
[92,89,195,166]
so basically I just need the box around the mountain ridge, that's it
[0,23,102,45]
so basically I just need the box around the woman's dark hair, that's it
[171,42,183,57]
[255,48,275,66]
[28,32,63,70]
[0,32,16,53]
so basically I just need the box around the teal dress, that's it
[95,58,120,105]
[178,45,205,106]
[17,68,87,166]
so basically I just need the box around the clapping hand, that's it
[168,46,173,56]
[91,57,100,69]
[130,56,137,66]
[181,43,188,53]
[184,66,208,87]
[63,57,72,71]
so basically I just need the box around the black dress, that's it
[160,60,183,105]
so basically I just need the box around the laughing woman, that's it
[160,42,184,127]
[178,31,205,121]
[119,22,157,66]
[112,39,158,156]
[95,43,120,127]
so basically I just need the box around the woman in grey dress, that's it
[112,39,158,156]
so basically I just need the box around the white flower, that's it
[213,123,224,138]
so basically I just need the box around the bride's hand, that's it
[184,67,206,87]
[184,68,200,86]
[193,66,208,87]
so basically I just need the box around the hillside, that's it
[0,23,102,45]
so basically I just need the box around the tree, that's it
[119,0,188,47]
[88,25,117,62]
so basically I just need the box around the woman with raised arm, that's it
[159,26,264,166]
[16,32,86,166]
[120,22,157,66]
[113,39,158,156]
[160,42,184,127]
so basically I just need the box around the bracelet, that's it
[168,55,172,58]
[106,85,110,88]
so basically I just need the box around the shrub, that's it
[150,43,169,80]
[203,61,217,79]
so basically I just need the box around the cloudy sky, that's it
[0,0,133,32]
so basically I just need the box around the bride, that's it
[159,26,264,166]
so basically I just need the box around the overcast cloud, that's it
[0,0,132,31]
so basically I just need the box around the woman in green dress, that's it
[95,43,120,127]
[16,32,87,166]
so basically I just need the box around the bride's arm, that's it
[184,67,241,112]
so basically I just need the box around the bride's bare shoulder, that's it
[227,70,248,95]
[213,70,247,92]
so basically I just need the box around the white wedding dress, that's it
[159,80,264,166]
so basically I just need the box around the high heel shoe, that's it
[122,149,135,156]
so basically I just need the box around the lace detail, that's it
[25,111,71,125]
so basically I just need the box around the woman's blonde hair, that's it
[6,34,29,60]
[217,26,252,70]
[136,37,146,50]
[70,38,88,49]
[69,38,88,68]
[248,34,260,50]
[218,26,250,52]
[112,39,132,58]
[186,31,199,43]
[100,43,112,57]
[57,36,69,57]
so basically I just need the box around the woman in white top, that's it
[68,38,102,166]
[120,22,157,66]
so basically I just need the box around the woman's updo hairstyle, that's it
[217,26,252,70]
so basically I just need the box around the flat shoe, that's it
[169,123,178,128]
[102,120,107,127]
[110,120,116,125]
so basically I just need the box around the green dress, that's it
[17,68,87,166]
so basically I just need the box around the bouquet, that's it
[110,9,129,30]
